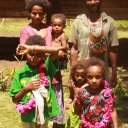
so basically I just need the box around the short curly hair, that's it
[84,57,106,79]
[51,13,66,25]
[70,61,85,82]
[26,0,51,12]
[25,35,46,46]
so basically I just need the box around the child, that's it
[50,13,68,128]
[10,35,64,128]
[74,57,118,128]
[65,61,87,128]
[51,13,67,50]
[51,13,68,69]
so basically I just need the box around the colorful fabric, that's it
[20,25,52,46]
[75,84,115,127]
[10,56,60,123]
[65,105,81,128]
[52,83,64,124]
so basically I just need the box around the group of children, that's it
[10,38,117,127]
[9,1,117,128]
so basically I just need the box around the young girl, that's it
[74,57,118,128]
[65,61,87,128]
[20,0,52,46]
[10,35,64,128]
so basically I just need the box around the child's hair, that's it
[25,35,46,46]
[26,0,51,25]
[26,0,51,12]
[70,61,85,81]
[84,57,106,78]
[51,13,66,26]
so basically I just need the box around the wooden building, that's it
[0,0,128,20]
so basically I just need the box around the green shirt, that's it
[10,56,60,122]
[68,12,119,60]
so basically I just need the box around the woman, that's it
[20,0,52,46]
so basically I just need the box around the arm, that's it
[12,78,40,103]
[20,27,29,44]
[60,33,68,51]
[65,87,74,110]
[16,44,64,60]
[111,107,118,128]
[70,43,78,67]
[109,46,118,87]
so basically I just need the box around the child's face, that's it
[86,65,103,90]
[26,51,44,67]
[30,5,45,25]
[74,68,86,86]
[51,18,64,34]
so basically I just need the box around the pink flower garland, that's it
[16,63,49,114]
[81,81,115,128]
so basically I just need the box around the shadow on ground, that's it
[0,37,25,60]
[0,37,128,64]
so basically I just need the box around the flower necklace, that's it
[16,63,49,114]
[81,81,115,128]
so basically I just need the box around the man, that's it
[69,0,119,87]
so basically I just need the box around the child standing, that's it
[74,57,118,128]
[10,35,63,128]
[50,13,68,128]
[65,61,87,128]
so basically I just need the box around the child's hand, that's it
[65,103,71,110]
[16,44,30,55]
[58,50,66,58]
[24,78,40,92]
[65,98,73,110]
[68,78,75,88]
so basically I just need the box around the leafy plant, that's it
[114,67,128,101]
[0,69,15,91]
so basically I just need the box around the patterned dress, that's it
[75,84,115,127]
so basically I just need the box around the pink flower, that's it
[102,80,109,87]
[81,81,114,128]
[16,97,36,114]
[104,88,112,98]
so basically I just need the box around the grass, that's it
[0,18,128,38]
[0,92,21,128]
[0,18,128,127]
[0,89,128,128]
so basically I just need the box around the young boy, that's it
[10,35,64,128]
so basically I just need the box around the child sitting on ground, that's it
[10,35,64,128]
[74,57,118,128]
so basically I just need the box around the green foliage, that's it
[0,69,15,91]
[0,18,29,33]
[114,67,128,101]
[116,20,128,29]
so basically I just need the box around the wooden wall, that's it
[0,0,28,18]
[0,0,128,19]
